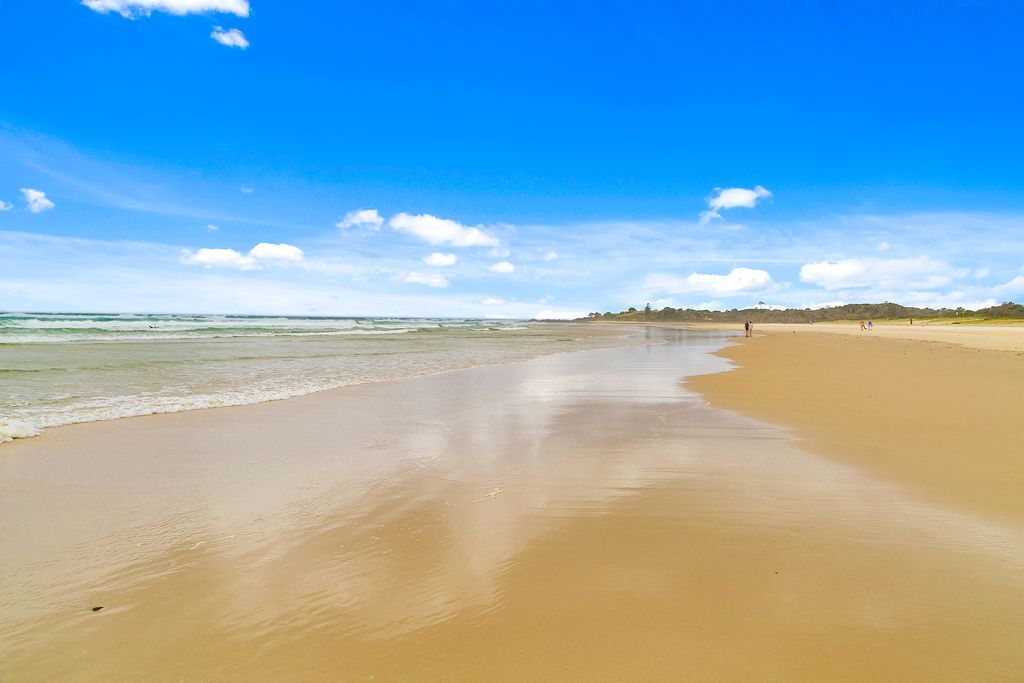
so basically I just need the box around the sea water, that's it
[0,313,636,442]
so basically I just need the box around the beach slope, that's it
[691,326,1024,524]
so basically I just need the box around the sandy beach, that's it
[2,326,1023,680]
[691,323,1024,525]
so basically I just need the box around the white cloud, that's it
[207,224,219,231]
[877,241,891,251]
[0,200,12,211]
[699,185,771,223]
[644,267,777,296]
[806,300,848,310]
[481,297,506,305]
[240,186,254,194]
[390,212,499,248]
[81,0,249,18]
[181,242,303,269]
[896,291,998,310]
[403,272,449,288]
[543,250,558,261]
[211,26,248,48]
[993,275,1024,294]
[336,209,383,230]
[799,257,965,290]
[974,267,990,279]
[489,261,515,274]
[20,188,55,213]
[535,309,584,320]
[695,301,724,311]
[423,252,457,267]
[181,247,256,270]
[248,242,304,262]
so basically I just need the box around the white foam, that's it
[0,419,40,444]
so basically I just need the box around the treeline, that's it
[579,301,1024,323]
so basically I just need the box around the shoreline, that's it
[0,323,648,446]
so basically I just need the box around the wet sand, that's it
[2,327,1023,680]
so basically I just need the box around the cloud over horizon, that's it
[799,256,966,291]
[644,267,777,296]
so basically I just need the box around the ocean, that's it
[0,313,635,443]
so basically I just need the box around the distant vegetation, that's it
[577,301,1024,323]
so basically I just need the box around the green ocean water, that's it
[0,313,634,442]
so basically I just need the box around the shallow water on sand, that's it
[0,314,636,441]
[1,327,1022,680]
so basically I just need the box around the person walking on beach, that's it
[860,320,866,331]
[744,321,750,337]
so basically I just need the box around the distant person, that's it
[744,321,750,337]
[868,320,873,329]
[860,320,866,331]
[910,318,913,325]
[748,321,754,337]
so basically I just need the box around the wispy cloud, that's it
[0,200,12,211]
[403,272,450,288]
[0,231,539,317]
[8,142,319,231]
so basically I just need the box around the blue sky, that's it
[2,0,1024,317]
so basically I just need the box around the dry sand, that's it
[691,325,1024,525]
[2,327,1023,681]
[740,321,1024,352]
